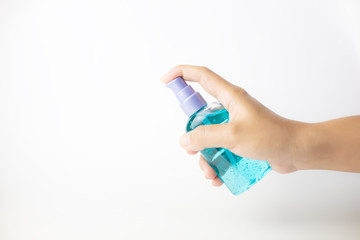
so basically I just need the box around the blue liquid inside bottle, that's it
[166,76,271,195]
[186,102,271,195]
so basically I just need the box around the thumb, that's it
[179,123,234,152]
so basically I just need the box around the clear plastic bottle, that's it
[167,77,271,195]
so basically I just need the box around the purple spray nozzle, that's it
[166,77,207,117]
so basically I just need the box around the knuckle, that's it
[237,87,248,97]
[199,66,211,73]
[220,86,247,107]
[229,85,248,98]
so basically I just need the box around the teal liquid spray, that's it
[167,77,271,195]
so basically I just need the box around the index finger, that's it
[161,65,236,110]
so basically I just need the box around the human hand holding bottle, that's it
[161,65,360,187]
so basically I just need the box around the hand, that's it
[162,65,302,186]
[162,65,360,186]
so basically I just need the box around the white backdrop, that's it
[1,1,360,239]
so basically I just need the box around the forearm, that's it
[294,116,360,172]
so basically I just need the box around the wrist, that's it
[290,121,329,171]
[266,118,307,173]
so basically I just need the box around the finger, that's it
[199,155,217,179]
[212,176,223,187]
[161,65,237,110]
[179,123,235,151]
[187,150,198,155]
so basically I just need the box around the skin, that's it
[161,65,360,187]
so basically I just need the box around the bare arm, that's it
[162,65,360,186]
[295,116,360,172]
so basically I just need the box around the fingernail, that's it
[179,133,190,146]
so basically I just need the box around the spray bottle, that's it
[166,77,271,195]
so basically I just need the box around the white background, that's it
[1,0,360,239]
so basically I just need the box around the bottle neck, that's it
[189,104,207,119]
[180,92,207,117]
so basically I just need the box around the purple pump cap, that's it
[166,77,207,117]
